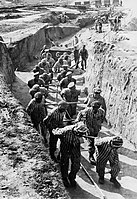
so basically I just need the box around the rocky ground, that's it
[0,2,137,199]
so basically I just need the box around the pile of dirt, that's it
[0,36,15,84]
[76,13,95,28]
[125,17,137,31]
[0,75,70,199]
[36,11,60,25]
[0,23,28,33]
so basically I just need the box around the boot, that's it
[62,177,71,188]
[110,177,121,189]
[98,176,104,184]
[68,174,76,187]
[89,155,96,165]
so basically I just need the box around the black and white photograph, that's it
[0,0,137,198]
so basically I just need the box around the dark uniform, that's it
[57,70,67,82]
[95,136,123,188]
[26,92,46,133]
[43,101,68,161]
[74,46,80,69]
[53,122,88,187]
[33,65,45,75]
[60,71,76,90]
[76,101,105,164]
[29,84,40,98]
[40,73,51,89]
[28,72,45,89]
[80,45,88,70]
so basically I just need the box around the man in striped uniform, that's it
[53,122,88,187]
[85,87,107,117]
[43,101,68,162]
[95,136,123,188]
[75,101,105,165]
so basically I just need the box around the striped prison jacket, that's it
[76,107,105,136]
[44,107,65,130]
[53,125,80,155]
[95,137,120,175]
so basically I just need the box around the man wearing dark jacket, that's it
[74,46,80,69]
[60,71,76,90]
[28,72,45,89]
[26,92,46,133]
[80,45,88,70]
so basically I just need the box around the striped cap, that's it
[111,136,123,148]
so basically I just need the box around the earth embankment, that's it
[8,25,80,71]
[0,36,15,84]
[86,32,137,147]
[0,74,70,198]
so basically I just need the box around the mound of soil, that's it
[0,76,70,199]
[36,11,60,25]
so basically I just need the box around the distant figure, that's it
[74,46,80,69]
[73,35,79,46]
[59,12,69,23]
[114,16,122,31]
[120,0,122,6]
[63,54,71,67]
[80,45,88,70]
[53,57,62,73]
[95,18,103,33]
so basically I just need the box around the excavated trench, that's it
[8,25,80,71]
[1,7,137,198]
[0,24,81,199]
[0,19,92,198]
